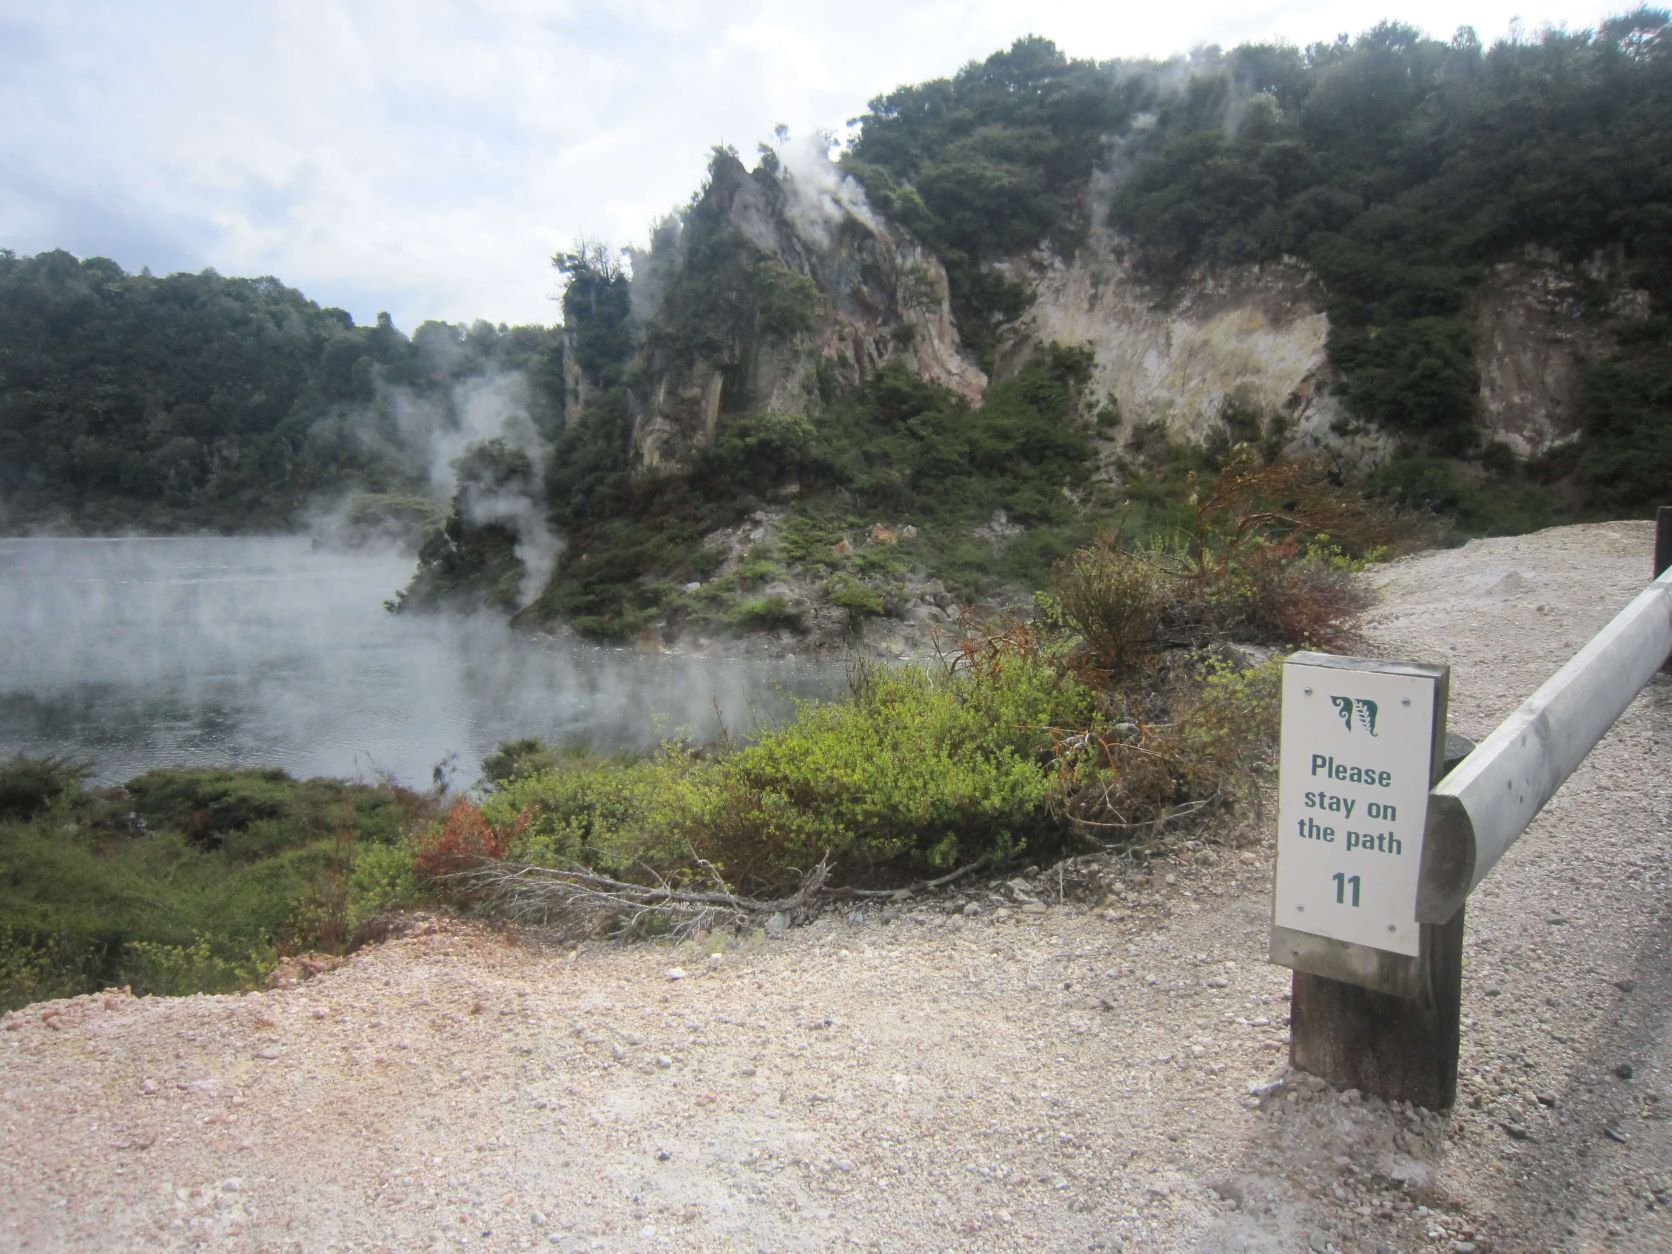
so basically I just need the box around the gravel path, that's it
[3,521,1668,1252]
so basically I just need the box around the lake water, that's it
[0,536,843,787]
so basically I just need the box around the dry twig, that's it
[444,855,832,939]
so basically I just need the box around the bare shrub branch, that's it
[444,854,831,939]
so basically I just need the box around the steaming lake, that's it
[0,536,844,787]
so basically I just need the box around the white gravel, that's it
[3,521,1668,1252]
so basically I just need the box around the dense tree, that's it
[555,240,632,389]
[847,37,1130,363]
[0,251,564,531]
[8,11,1669,558]
[845,15,1672,474]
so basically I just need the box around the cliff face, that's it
[999,227,1390,464]
[617,157,1640,478]
[1000,230,1642,469]
[1473,253,1645,459]
[626,153,984,472]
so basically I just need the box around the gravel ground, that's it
[3,521,1668,1252]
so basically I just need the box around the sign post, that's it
[1269,652,1459,1108]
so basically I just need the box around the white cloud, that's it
[0,0,1629,331]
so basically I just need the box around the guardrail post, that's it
[1286,702,1467,1109]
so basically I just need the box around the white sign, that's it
[1273,658,1438,956]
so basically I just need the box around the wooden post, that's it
[1287,689,1463,1109]
[1289,912,1463,1109]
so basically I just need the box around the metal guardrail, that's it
[1416,565,1672,924]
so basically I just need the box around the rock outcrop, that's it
[999,228,1393,465]
[1473,251,1645,458]
[626,151,985,473]
[616,157,1645,480]
[994,228,1647,470]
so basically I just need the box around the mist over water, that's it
[0,536,842,787]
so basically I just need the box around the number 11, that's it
[1332,872,1361,907]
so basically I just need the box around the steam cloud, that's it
[455,472,563,609]
[1091,56,1283,225]
[773,132,879,250]
[624,131,877,326]
[0,535,839,787]
[627,215,682,325]
[313,364,563,610]
[390,371,563,608]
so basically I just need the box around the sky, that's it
[0,0,1631,332]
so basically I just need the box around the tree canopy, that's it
[845,14,1672,464]
[0,250,564,530]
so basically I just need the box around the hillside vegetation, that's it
[0,250,564,532]
[848,14,1670,483]
[1,13,1667,636]
[0,756,435,1011]
[449,11,1671,635]
[9,17,1667,1012]
[2,450,1383,1010]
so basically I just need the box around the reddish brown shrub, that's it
[413,800,512,883]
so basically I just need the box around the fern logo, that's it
[1330,695,1379,737]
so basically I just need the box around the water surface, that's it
[0,536,841,787]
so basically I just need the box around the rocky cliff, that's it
[999,226,1384,462]
[616,154,1638,479]
[624,150,985,473]
[1473,251,1646,459]
[1000,230,1644,470]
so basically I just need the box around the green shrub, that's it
[0,767,433,1010]
[219,818,309,863]
[1368,456,1554,537]
[1164,656,1283,803]
[1056,489,1380,670]
[471,650,1096,893]
[123,768,296,848]
[0,927,106,1013]
[1050,654,1282,833]
[1574,321,1672,515]
[736,554,781,585]
[482,752,690,874]
[480,737,560,786]
[0,754,91,821]
[826,575,887,630]
[1201,537,1371,651]
[120,768,413,851]
[729,594,805,632]
[346,835,422,931]
[691,411,816,496]
[676,654,1096,884]
[119,934,278,998]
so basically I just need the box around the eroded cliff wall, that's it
[1003,231,1637,469]
[617,157,1637,479]
[1001,229,1380,461]
[626,152,985,473]
[1473,253,1645,459]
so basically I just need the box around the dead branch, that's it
[443,854,831,939]
[835,856,991,900]
[1072,797,1216,834]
